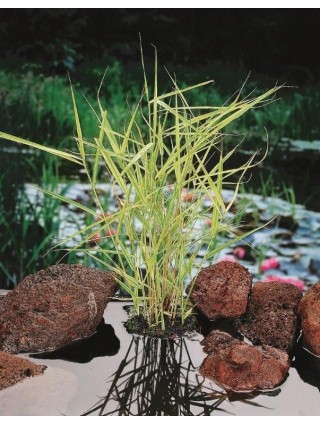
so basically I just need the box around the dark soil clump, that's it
[123,306,197,338]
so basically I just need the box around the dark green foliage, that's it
[1,9,320,84]
[1,64,320,147]
[0,156,76,288]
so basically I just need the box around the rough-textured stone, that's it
[298,282,320,355]
[199,330,290,392]
[0,264,118,354]
[188,261,252,320]
[238,281,303,352]
[0,351,46,390]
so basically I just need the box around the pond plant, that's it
[0,50,281,333]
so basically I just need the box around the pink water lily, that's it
[264,275,305,291]
[217,255,238,264]
[260,257,280,271]
[233,247,246,259]
[105,228,117,237]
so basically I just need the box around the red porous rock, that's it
[298,282,320,355]
[199,330,290,392]
[0,351,46,390]
[238,281,302,352]
[0,264,118,354]
[188,261,252,320]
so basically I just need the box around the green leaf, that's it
[0,132,81,165]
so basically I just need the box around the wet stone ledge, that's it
[0,290,9,301]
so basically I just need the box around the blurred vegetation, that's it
[1,9,320,85]
[1,60,320,149]
[0,155,79,288]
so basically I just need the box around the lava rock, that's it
[188,261,252,320]
[199,330,290,392]
[298,282,320,355]
[0,351,46,391]
[201,328,236,353]
[238,281,302,352]
[0,264,118,354]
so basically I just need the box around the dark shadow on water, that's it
[293,337,320,391]
[195,309,242,339]
[83,335,274,416]
[31,319,120,363]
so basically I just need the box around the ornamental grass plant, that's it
[0,51,282,331]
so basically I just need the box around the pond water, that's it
[24,180,320,291]
[238,137,320,213]
[0,302,319,416]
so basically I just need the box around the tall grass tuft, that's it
[0,52,282,330]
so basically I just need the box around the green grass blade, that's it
[0,132,81,164]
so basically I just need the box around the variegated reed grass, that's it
[0,52,282,330]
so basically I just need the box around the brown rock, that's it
[298,282,320,355]
[0,264,118,354]
[238,281,303,352]
[201,328,235,353]
[188,261,252,320]
[0,351,46,390]
[199,330,290,392]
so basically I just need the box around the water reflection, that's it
[31,319,120,363]
[83,335,277,416]
[83,336,228,415]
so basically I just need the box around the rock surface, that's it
[189,261,252,320]
[238,281,302,352]
[199,330,290,392]
[0,264,118,353]
[298,282,320,355]
[0,351,46,390]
